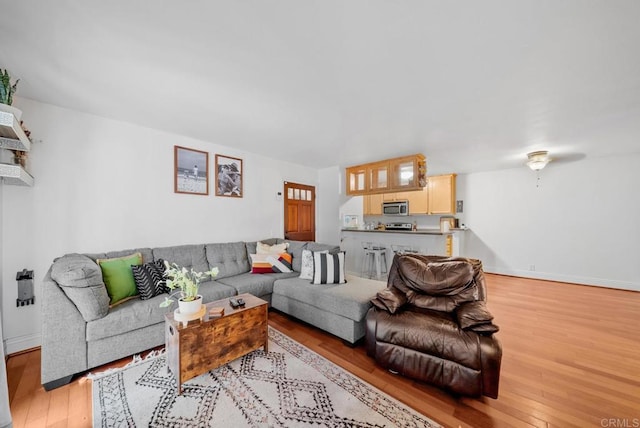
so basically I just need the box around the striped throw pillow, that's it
[267,252,292,273]
[311,252,346,284]
[131,259,167,300]
[250,253,293,274]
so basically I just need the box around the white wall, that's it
[316,166,342,245]
[457,153,640,291]
[1,98,318,353]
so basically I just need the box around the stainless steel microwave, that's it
[382,200,409,216]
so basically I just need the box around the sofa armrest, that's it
[41,267,88,388]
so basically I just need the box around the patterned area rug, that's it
[91,327,441,427]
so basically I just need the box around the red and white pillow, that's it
[250,252,293,274]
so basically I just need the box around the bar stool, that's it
[361,242,388,280]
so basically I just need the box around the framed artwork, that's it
[174,146,209,195]
[215,154,243,197]
[343,214,359,229]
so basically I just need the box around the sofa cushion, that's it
[51,253,111,322]
[97,252,143,305]
[217,271,298,297]
[106,248,154,264]
[250,253,292,274]
[193,280,237,303]
[311,252,346,284]
[131,259,168,300]
[299,249,327,280]
[245,239,278,256]
[205,241,250,279]
[273,274,385,322]
[250,253,274,274]
[152,244,209,274]
[257,241,289,254]
[399,258,474,295]
[306,242,341,254]
[269,253,293,273]
[86,293,169,342]
[280,240,308,272]
[86,281,237,342]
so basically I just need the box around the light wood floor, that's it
[6,273,640,428]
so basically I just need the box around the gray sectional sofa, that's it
[41,238,385,390]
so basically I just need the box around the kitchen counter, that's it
[341,228,450,235]
[340,228,464,275]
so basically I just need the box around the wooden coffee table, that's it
[164,293,268,394]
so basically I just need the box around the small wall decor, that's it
[343,214,359,229]
[174,146,209,195]
[215,154,243,197]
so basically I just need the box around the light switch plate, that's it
[456,200,463,213]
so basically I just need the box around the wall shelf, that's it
[0,163,34,186]
[0,109,31,152]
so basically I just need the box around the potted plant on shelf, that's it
[159,262,219,315]
[0,69,21,118]
[0,69,19,105]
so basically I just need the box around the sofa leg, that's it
[43,375,74,391]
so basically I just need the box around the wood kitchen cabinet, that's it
[403,188,429,214]
[427,174,456,214]
[346,165,367,195]
[389,155,426,191]
[362,173,456,215]
[346,154,426,196]
[363,193,384,215]
[368,161,391,193]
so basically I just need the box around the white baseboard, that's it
[483,266,640,292]
[4,333,41,355]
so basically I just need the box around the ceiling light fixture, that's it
[526,150,551,171]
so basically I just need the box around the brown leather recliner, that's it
[365,254,502,398]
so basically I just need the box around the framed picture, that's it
[343,214,359,229]
[174,146,209,195]
[215,154,243,197]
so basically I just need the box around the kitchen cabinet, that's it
[403,188,428,214]
[362,173,456,215]
[427,174,456,214]
[346,165,367,195]
[363,193,383,215]
[368,161,390,193]
[346,154,426,196]
[389,155,426,191]
[382,192,397,202]
[381,189,427,213]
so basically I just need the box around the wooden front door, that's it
[284,182,315,242]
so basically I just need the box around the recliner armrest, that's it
[456,301,499,334]
[371,287,407,313]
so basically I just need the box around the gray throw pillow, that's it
[51,253,110,322]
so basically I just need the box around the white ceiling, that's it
[2,0,639,174]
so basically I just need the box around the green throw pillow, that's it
[97,252,143,305]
